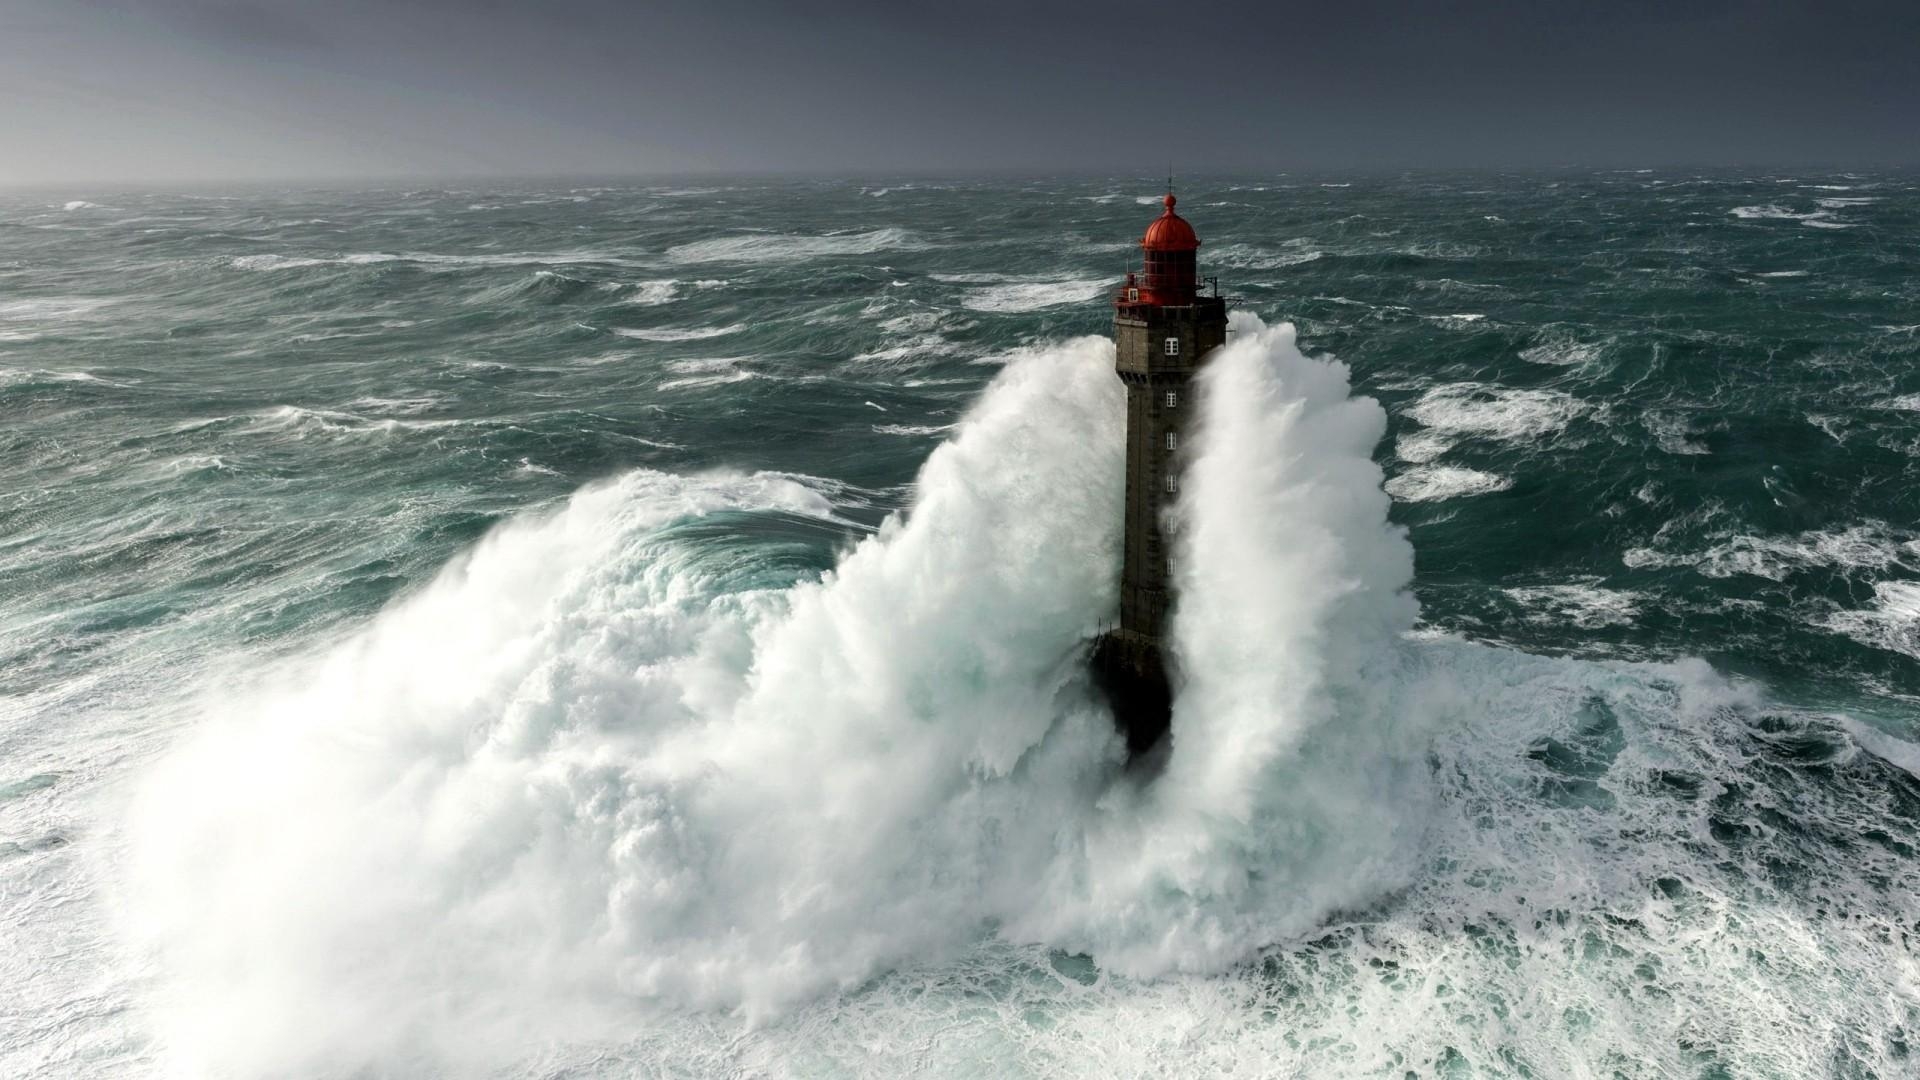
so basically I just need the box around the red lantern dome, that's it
[1123,191,1201,306]
[1141,193,1199,252]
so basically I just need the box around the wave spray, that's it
[125,317,1445,1075]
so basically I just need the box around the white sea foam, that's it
[654,356,759,390]
[613,324,744,342]
[231,251,650,272]
[627,280,679,305]
[666,227,915,264]
[231,254,341,270]
[849,335,964,366]
[119,321,1439,1069]
[126,338,1128,1072]
[0,368,120,390]
[0,297,116,323]
[1823,581,1920,660]
[928,272,1014,284]
[1626,523,1920,581]
[1401,383,1585,452]
[1384,465,1514,502]
[961,279,1110,313]
[1642,410,1710,455]
[344,395,447,416]
[1205,243,1326,270]
[876,311,943,334]
[1729,204,1858,229]
[1504,581,1641,629]
[115,316,1920,1078]
[1050,316,1432,976]
[1394,429,1453,464]
[1422,313,1487,329]
[245,405,461,441]
[1519,333,1606,366]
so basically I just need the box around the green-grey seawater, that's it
[4,174,1920,1078]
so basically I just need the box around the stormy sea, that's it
[5,173,1920,1078]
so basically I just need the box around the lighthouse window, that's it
[1164,474,1179,494]
[1165,431,1178,450]
[1164,338,1181,357]
[1165,390,1178,409]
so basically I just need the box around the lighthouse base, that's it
[1090,628,1172,759]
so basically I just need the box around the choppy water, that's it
[5,173,1920,1078]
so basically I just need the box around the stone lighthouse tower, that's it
[1093,191,1228,757]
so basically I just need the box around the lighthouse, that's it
[1092,191,1229,757]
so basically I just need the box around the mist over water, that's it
[7,175,1920,1077]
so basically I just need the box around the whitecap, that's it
[1504,581,1640,628]
[1205,243,1325,270]
[1384,465,1513,502]
[1402,383,1586,448]
[231,251,648,272]
[656,356,760,390]
[627,280,680,305]
[1642,411,1710,455]
[514,458,563,478]
[1519,334,1606,366]
[1822,581,1920,660]
[961,278,1109,313]
[1729,204,1809,220]
[666,227,914,264]
[849,335,963,366]
[876,311,943,334]
[1394,429,1452,464]
[1628,523,1920,581]
[0,368,120,390]
[929,272,1016,284]
[657,370,760,391]
[0,297,116,322]
[345,395,447,416]
[613,324,744,342]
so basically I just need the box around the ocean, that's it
[4,172,1919,1077]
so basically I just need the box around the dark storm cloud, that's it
[3,0,1917,185]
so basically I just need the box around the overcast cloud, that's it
[3,0,1917,185]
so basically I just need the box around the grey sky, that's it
[4,0,1917,185]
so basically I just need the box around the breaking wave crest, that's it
[127,333,1128,1073]
[120,316,1920,1077]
